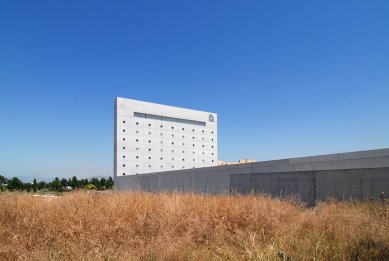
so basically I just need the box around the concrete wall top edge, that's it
[251,159,290,167]
[338,148,389,160]
[284,148,389,164]
[285,157,389,172]
[215,164,253,170]
[289,154,339,164]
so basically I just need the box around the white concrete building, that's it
[114,97,218,177]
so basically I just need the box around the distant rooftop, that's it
[217,159,256,166]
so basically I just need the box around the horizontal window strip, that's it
[134,112,206,126]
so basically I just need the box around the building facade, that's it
[114,97,218,177]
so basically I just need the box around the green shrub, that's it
[85,184,97,190]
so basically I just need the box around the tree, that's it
[0,175,7,184]
[60,178,68,187]
[32,178,37,193]
[91,178,101,190]
[25,183,32,192]
[51,177,62,192]
[79,179,89,188]
[37,181,46,190]
[0,175,6,192]
[100,178,107,189]
[106,177,114,189]
[7,177,24,191]
[70,176,79,189]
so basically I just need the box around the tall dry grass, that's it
[0,191,388,260]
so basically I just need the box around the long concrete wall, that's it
[115,148,389,205]
[230,168,389,206]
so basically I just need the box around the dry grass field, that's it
[0,191,388,261]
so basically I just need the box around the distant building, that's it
[114,97,218,178]
[217,159,256,166]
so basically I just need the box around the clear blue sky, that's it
[1,1,388,180]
